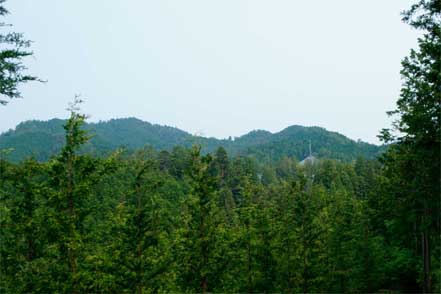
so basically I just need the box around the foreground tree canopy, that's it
[0,0,39,105]
[0,0,439,293]
[379,0,440,292]
[1,100,440,293]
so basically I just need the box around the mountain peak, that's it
[0,118,383,163]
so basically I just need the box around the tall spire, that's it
[299,140,317,166]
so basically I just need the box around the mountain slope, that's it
[0,118,384,162]
[237,125,382,162]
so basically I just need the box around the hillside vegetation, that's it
[0,117,383,162]
[1,0,439,293]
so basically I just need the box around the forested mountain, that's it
[1,0,439,293]
[0,117,383,162]
[1,102,439,293]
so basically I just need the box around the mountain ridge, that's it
[0,117,385,162]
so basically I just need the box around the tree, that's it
[380,1,440,292]
[175,146,220,293]
[0,0,39,105]
[46,98,118,292]
[0,159,50,293]
[211,146,229,182]
[119,156,179,293]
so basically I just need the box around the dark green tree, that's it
[46,98,117,292]
[175,146,220,293]
[0,159,51,293]
[120,156,179,293]
[380,1,440,292]
[0,0,39,105]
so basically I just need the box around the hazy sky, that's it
[1,0,420,144]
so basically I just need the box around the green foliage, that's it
[0,2,438,292]
[0,0,39,104]
[379,1,440,292]
[0,112,436,292]
[0,118,384,163]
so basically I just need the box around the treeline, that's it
[0,117,383,163]
[1,0,440,293]
[1,105,439,293]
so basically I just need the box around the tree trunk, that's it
[422,230,431,293]
[67,154,77,294]
[136,183,144,294]
[200,203,208,294]
[247,223,253,294]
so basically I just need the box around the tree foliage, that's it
[0,118,384,163]
[1,102,438,292]
[0,0,39,105]
[379,1,440,292]
[0,1,439,293]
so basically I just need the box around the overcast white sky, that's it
[0,0,420,144]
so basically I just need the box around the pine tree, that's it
[46,98,115,292]
[0,0,40,104]
[380,1,440,292]
[122,155,178,293]
[175,146,219,293]
[0,159,50,292]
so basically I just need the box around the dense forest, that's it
[1,0,440,293]
[1,103,439,293]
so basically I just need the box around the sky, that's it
[1,0,420,144]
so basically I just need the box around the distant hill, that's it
[0,118,385,162]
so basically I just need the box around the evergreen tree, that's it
[0,0,39,105]
[0,159,50,292]
[380,1,440,292]
[45,98,117,292]
[175,146,219,293]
